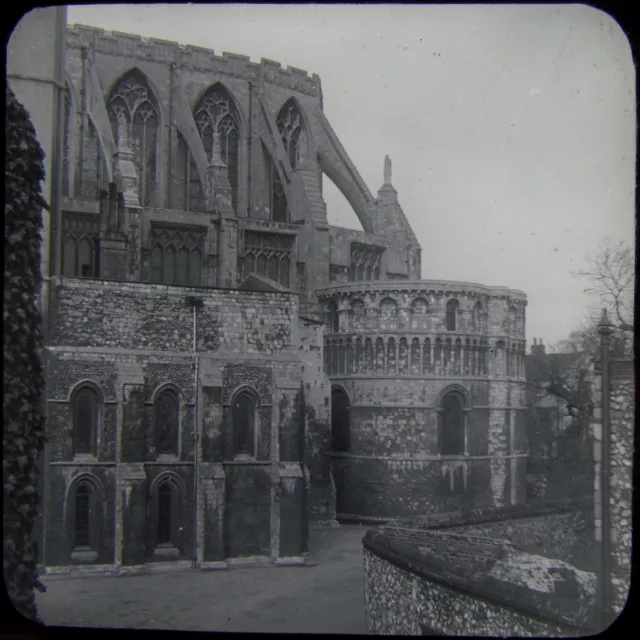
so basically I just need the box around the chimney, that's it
[539,338,545,355]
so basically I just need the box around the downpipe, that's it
[186,296,204,569]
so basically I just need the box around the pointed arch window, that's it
[446,299,459,332]
[157,482,173,545]
[194,84,240,213]
[155,389,180,456]
[276,99,307,170]
[177,132,205,212]
[107,70,159,207]
[72,386,99,457]
[262,142,288,222]
[232,390,257,458]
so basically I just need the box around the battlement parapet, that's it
[66,24,321,97]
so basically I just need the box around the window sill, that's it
[153,544,180,559]
[71,548,98,563]
[72,454,98,463]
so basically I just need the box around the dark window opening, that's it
[155,390,179,455]
[331,389,350,453]
[439,392,465,456]
[74,484,91,548]
[233,391,256,457]
[73,387,98,456]
[446,299,459,332]
[157,483,172,545]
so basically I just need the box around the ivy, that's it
[3,81,49,622]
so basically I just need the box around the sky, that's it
[66,3,635,348]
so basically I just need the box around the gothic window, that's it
[107,70,159,207]
[62,214,100,278]
[63,85,72,197]
[194,84,240,213]
[155,389,179,456]
[350,243,383,283]
[263,142,288,222]
[446,299,459,332]
[148,225,205,286]
[157,482,173,545]
[439,392,466,456]
[327,301,339,333]
[243,231,294,288]
[379,298,398,331]
[177,132,205,212]
[72,386,99,457]
[232,390,257,457]
[74,484,91,548]
[276,98,307,170]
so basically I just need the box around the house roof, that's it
[525,352,585,383]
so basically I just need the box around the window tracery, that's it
[194,84,240,213]
[107,70,158,207]
[349,243,383,282]
[155,389,180,456]
[62,214,100,278]
[243,231,293,288]
[148,225,205,287]
[276,99,307,170]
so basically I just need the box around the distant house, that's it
[524,339,593,500]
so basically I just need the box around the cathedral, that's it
[10,14,529,573]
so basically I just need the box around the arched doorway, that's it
[331,387,350,516]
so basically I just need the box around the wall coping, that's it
[317,280,527,301]
[362,514,595,634]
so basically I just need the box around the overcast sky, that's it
[66,3,635,348]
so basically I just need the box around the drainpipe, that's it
[186,295,204,568]
[247,81,253,218]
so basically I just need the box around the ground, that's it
[37,524,368,634]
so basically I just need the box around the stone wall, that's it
[591,357,634,617]
[43,277,316,571]
[362,501,598,636]
[318,280,528,520]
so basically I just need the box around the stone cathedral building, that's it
[21,20,529,572]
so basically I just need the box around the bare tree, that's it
[571,237,634,357]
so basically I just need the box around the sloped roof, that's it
[525,352,584,384]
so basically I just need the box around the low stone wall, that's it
[362,499,598,635]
